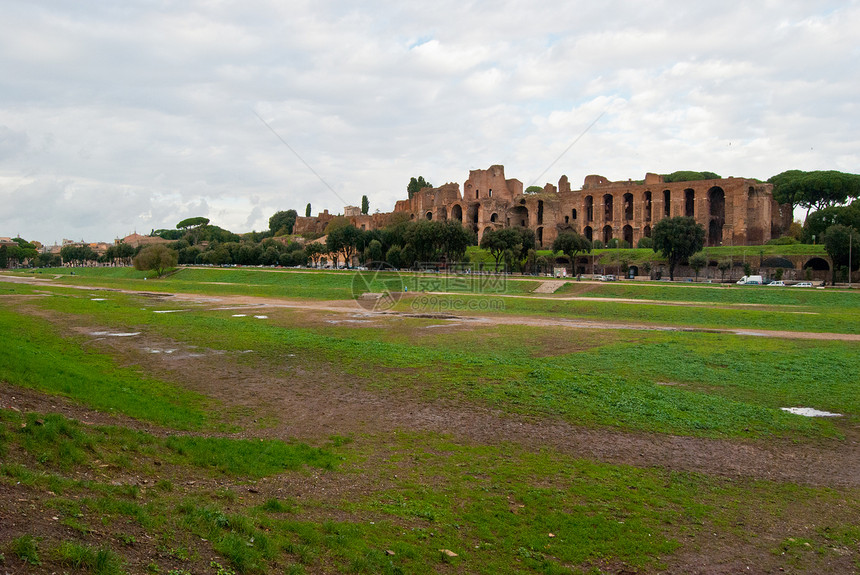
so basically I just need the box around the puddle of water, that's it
[91,298,107,301]
[254,315,268,319]
[153,310,185,314]
[232,314,247,317]
[781,407,842,417]
[91,331,140,337]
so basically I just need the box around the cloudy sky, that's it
[2,1,858,244]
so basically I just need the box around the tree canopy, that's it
[768,170,860,216]
[480,228,523,270]
[651,216,705,281]
[524,185,544,194]
[269,210,298,236]
[552,231,592,269]
[662,171,721,183]
[407,176,432,199]
[176,217,209,230]
[823,224,859,284]
[361,195,369,215]
[133,245,178,277]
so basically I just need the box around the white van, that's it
[736,275,763,285]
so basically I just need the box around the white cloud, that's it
[1,0,858,242]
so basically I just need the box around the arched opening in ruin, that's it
[425,211,433,220]
[603,194,613,221]
[584,226,593,241]
[644,191,652,221]
[467,204,480,233]
[804,257,829,271]
[663,190,671,217]
[746,186,763,244]
[684,189,695,217]
[440,207,447,221]
[564,216,569,224]
[510,205,529,227]
[451,204,463,221]
[762,257,794,269]
[537,227,544,247]
[707,186,725,246]
[623,193,633,220]
[488,189,493,198]
[643,225,651,238]
[603,225,613,245]
[410,214,415,220]
[585,196,594,222]
[628,265,638,278]
[537,200,544,225]
[490,213,498,223]
[572,208,577,220]
[622,225,633,247]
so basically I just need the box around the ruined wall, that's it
[295,166,788,249]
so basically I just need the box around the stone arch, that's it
[410,213,415,220]
[663,189,671,217]
[467,204,480,233]
[623,193,633,220]
[707,186,725,246]
[510,205,529,227]
[425,211,433,220]
[762,257,794,269]
[803,257,830,271]
[451,204,463,221]
[490,213,498,223]
[584,226,593,241]
[585,195,594,222]
[603,225,613,245]
[684,188,695,217]
[622,224,633,247]
[644,191,652,221]
[603,194,614,221]
[537,227,544,247]
[643,224,651,238]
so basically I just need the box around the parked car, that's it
[593,274,605,281]
[603,274,617,281]
[767,280,785,286]
[792,282,813,288]
[736,275,763,285]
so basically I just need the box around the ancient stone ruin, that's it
[294,166,792,248]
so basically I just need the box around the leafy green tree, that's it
[405,220,444,263]
[60,245,97,267]
[637,236,654,249]
[769,170,860,217]
[552,231,592,274]
[305,203,312,217]
[361,195,369,215]
[325,223,361,268]
[407,176,432,199]
[651,217,705,281]
[177,217,210,230]
[524,185,543,194]
[689,252,707,282]
[803,201,860,242]
[269,210,298,235]
[717,259,732,282]
[305,242,325,267]
[480,228,523,271]
[385,245,403,269]
[0,246,7,268]
[441,221,474,263]
[823,224,860,285]
[133,245,178,277]
[662,171,721,183]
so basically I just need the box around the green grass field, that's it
[1,268,858,574]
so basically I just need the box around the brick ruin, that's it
[294,165,793,248]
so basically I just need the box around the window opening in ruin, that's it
[584,226,593,241]
[623,224,633,247]
[488,189,492,198]
[537,200,544,225]
[603,194,613,221]
[426,212,432,220]
[537,227,543,247]
[663,190,671,217]
[684,189,695,217]
[603,225,612,245]
[644,225,651,238]
[451,204,463,221]
[623,193,633,220]
[707,186,725,246]
[585,196,593,221]
[644,191,652,221]
[564,216,569,224]
[490,213,498,222]
[572,209,577,220]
